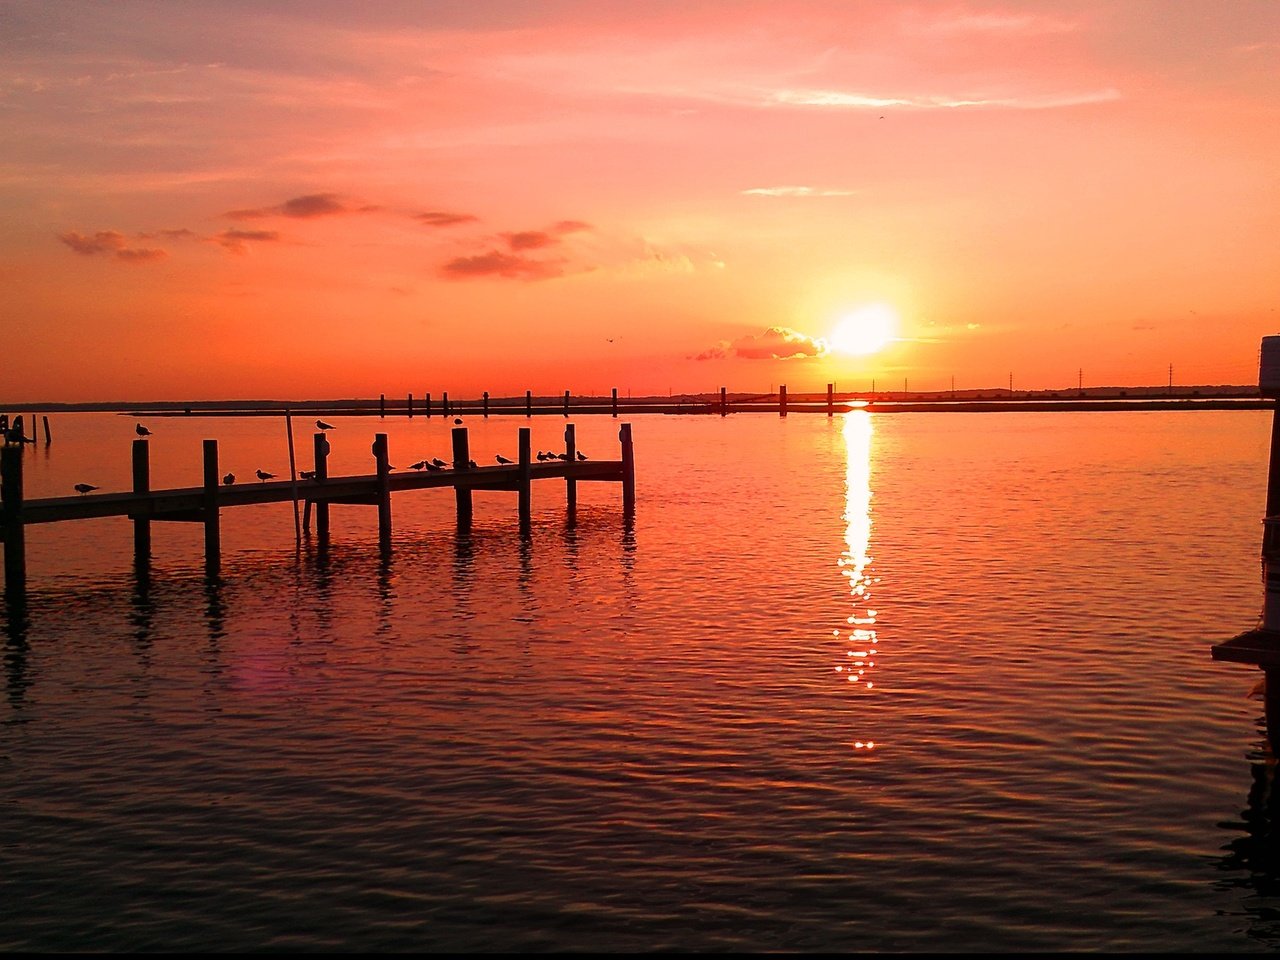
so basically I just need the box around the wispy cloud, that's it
[225,193,367,220]
[440,250,565,281]
[414,211,479,227]
[742,185,857,197]
[58,230,166,263]
[768,88,1120,110]
[693,326,829,361]
[215,228,281,253]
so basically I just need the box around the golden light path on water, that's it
[835,410,878,750]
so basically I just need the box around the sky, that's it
[1,0,1277,400]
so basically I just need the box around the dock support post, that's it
[132,439,151,565]
[1264,405,1280,557]
[1,445,26,599]
[564,423,577,522]
[780,384,788,417]
[526,390,533,418]
[42,416,51,444]
[313,433,330,542]
[452,427,472,527]
[380,394,386,418]
[827,383,834,417]
[374,433,392,551]
[518,427,531,530]
[425,392,432,418]
[408,393,414,418]
[563,390,570,418]
[202,440,220,573]
[443,392,450,418]
[612,388,618,418]
[483,392,490,419]
[720,386,727,417]
[620,422,635,517]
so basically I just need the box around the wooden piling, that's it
[827,383,834,417]
[526,390,533,418]
[202,439,220,572]
[42,416,51,444]
[612,388,618,418]
[720,386,727,417]
[780,385,788,417]
[452,426,472,526]
[620,423,635,516]
[565,423,577,520]
[374,433,392,549]
[313,432,330,541]
[380,394,386,418]
[443,392,450,418]
[132,439,151,564]
[0,415,8,437]
[425,392,432,418]
[518,426,532,529]
[285,412,300,547]
[1265,406,1280,556]
[1,445,26,597]
[483,391,490,419]
[408,393,414,418]
[563,390,570,417]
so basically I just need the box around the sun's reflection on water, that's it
[834,410,878,748]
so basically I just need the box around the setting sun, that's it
[830,304,898,356]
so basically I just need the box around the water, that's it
[2,409,1277,951]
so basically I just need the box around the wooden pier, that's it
[1,423,635,597]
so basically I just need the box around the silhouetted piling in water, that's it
[1,445,24,599]
[780,385,788,417]
[720,386,727,417]
[374,433,391,550]
[202,440,220,573]
[132,439,150,565]
[425,392,432,418]
[612,388,618,418]
[483,392,490,419]
[379,394,386,418]
[452,426,472,527]
[526,390,533,418]
[563,390,570,417]
[42,416,51,444]
[313,432,330,541]
[443,392,450,418]
[564,423,577,522]
[621,422,635,516]
[408,393,414,418]
[518,427,531,529]
[828,384,834,417]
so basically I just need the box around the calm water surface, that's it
[2,410,1278,951]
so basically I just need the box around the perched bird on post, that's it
[74,483,98,495]
[223,473,235,485]
[468,459,478,469]
[454,418,463,425]
[536,451,548,461]
[496,455,513,464]
[300,470,315,480]
[431,458,447,468]
[136,423,152,437]
[424,461,443,472]
[256,469,276,482]
[576,451,588,461]
[409,460,427,470]
[316,420,335,431]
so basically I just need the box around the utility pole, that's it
[1078,368,1083,394]
[951,374,955,396]
[1009,372,1013,396]
[1168,362,1173,395]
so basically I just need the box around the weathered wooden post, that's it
[1,444,25,597]
[380,394,386,418]
[452,426,472,526]
[0,415,8,437]
[564,422,577,521]
[563,390,570,417]
[443,391,450,418]
[780,384,788,417]
[518,426,532,529]
[720,386,727,417]
[620,422,635,516]
[526,390,533,418]
[132,439,151,564]
[425,392,432,418]
[313,432,330,541]
[408,393,414,418]
[612,388,618,418]
[374,433,392,550]
[202,439,220,573]
[827,383,834,417]
[483,391,490,419]
[42,416,51,444]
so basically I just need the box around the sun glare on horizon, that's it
[830,304,898,356]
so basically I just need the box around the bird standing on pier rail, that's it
[496,455,513,465]
[74,483,98,495]
[300,470,315,480]
[136,423,152,437]
[256,469,276,482]
[424,461,443,472]
[409,460,427,470]
[316,420,335,431]
[430,458,447,468]
[577,451,588,461]
[223,473,235,485]
[536,451,548,461]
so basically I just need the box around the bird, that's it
[300,470,315,480]
[454,418,463,425]
[424,461,444,472]
[556,452,570,461]
[496,455,513,465]
[409,460,427,470]
[316,420,335,431]
[136,423,152,437]
[74,483,98,495]
[536,451,548,461]
[430,458,447,468]
[576,451,588,461]
[222,473,235,485]
[256,469,276,482]
[468,459,478,469]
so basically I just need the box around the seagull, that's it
[424,461,444,472]
[223,473,235,485]
[496,455,513,465]
[316,420,335,431]
[536,451,548,461]
[430,458,447,468]
[136,423,152,437]
[556,452,570,461]
[468,459,478,469]
[256,469,276,482]
[74,483,98,495]
[576,451,588,461]
[409,460,427,470]
[454,418,463,425]
[299,470,315,480]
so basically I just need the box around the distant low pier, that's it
[1,423,636,598]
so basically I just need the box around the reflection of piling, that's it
[132,439,150,564]
[42,416,51,444]
[1,446,25,598]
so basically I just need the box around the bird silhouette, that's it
[300,470,315,480]
[256,469,276,482]
[223,473,235,485]
[496,455,513,465]
[424,461,444,472]
[409,460,427,470]
[576,451,588,461]
[556,452,570,460]
[468,459,478,469]
[136,423,152,437]
[430,458,447,468]
[316,420,335,431]
[536,451,548,461]
[74,483,98,495]
[454,418,463,425]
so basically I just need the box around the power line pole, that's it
[1009,372,1013,396]
[1168,362,1173,395]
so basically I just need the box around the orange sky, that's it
[2,1,1277,400]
